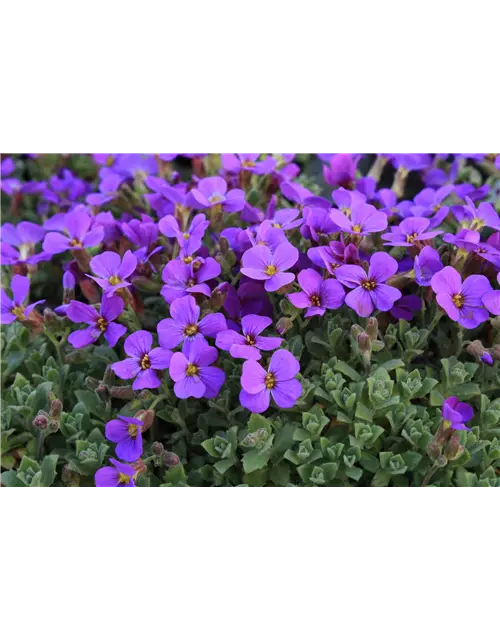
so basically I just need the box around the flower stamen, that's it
[264,265,278,276]
[265,372,276,389]
[186,363,199,377]
[140,354,151,369]
[361,279,376,291]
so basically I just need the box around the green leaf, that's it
[214,459,234,475]
[18,456,40,474]
[40,454,59,487]
[247,413,271,433]
[74,390,106,418]
[334,361,361,381]
[242,449,271,474]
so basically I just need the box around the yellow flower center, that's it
[209,194,223,204]
[184,323,198,337]
[187,278,196,287]
[265,372,276,389]
[406,233,419,243]
[118,472,131,484]
[128,423,139,437]
[242,160,256,168]
[264,265,278,276]
[140,354,151,369]
[273,223,282,228]
[12,304,26,320]
[109,275,121,286]
[452,293,465,309]
[245,334,255,345]
[341,207,351,217]
[361,279,376,291]
[69,238,82,248]
[183,232,190,239]
[96,316,108,331]
[182,256,193,264]
[186,363,199,377]
[352,224,362,233]
[310,294,321,306]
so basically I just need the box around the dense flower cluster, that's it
[1,153,500,487]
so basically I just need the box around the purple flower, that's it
[266,208,303,231]
[382,218,442,247]
[43,208,104,255]
[169,341,225,399]
[67,296,127,348]
[413,246,443,286]
[105,415,144,462]
[157,295,227,349]
[239,350,302,414]
[1,221,48,266]
[390,294,422,321]
[1,275,45,325]
[457,197,500,231]
[88,250,138,297]
[241,242,298,292]
[159,213,209,254]
[95,458,135,487]
[442,229,500,267]
[322,154,359,187]
[222,154,277,175]
[1,157,21,195]
[330,202,387,235]
[245,220,287,251]
[216,314,282,360]
[161,257,221,304]
[335,252,402,317]
[430,266,492,328]
[442,397,473,431]
[188,177,244,212]
[121,215,158,248]
[482,272,500,315]
[111,330,172,390]
[288,269,345,317]
[301,207,339,242]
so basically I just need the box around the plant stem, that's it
[421,461,440,487]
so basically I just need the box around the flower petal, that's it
[169,352,188,381]
[66,300,99,325]
[345,287,373,317]
[148,347,173,370]
[271,378,302,408]
[133,368,161,390]
[104,322,127,347]
[269,350,300,381]
[241,359,267,393]
[199,366,225,398]
[111,357,141,380]
[370,283,402,312]
[368,252,399,283]
[116,433,143,462]
[174,375,206,399]
[198,312,227,338]
[124,330,152,358]
[431,266,461,296]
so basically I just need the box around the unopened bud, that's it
[219,237,229,253]
[276,317,293,335]
[366,317,378,340]
[43,308,62,329]
[102,365,115,387]
[210,285,228,311]
[33,413,49,429]
[491,345,500,361]
[135,409,155,431]
[490,316,500,331]
[85,376,100,391]
[152,442,164,457]
[49,398,63,420]
[109,386,135,400]
[48,419,59,433]
[357,332,371,354]
[96,384,109,401]
[467,340,493,366]
[444,431,463,461]
[426,439,441,461]
[350,324,363,340]
[162,451,180,467]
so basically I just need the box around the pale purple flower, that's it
[442,229,500,268]
[169,341,225,399]
[216,314,282,360]
[442,397,473,431]
[121,215,158,248]
[431,266,492,328]
[1,221,48,265]
[482,272,500,315]
[67,296,127,348]
[457,197,500,231]
[157,295,227,349]
[288,269,345,317]
[161,257,221,304]
[1,275,45,324]
[159,213,209,254]
[111,330,172,390]
[382,217,442,246]
[239,350,302,414]
[222,154,277,175]
[188,177,244,212]
[95,458,135,487]
[301,207,339,241]
[88,250,138,297]
[241,242,298,292]
[323,154,359,187]
[1,157,21,195]
[413,246,443,286]
[105,415,144,462]
[330,202,387,235]
[336,252,402,317]
[43,208,104,255]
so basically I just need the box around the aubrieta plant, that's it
[1,153,500,488]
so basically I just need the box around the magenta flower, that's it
[111,330,172,390]
[241,242,298,292]
[216,314,282,360]
[300,207,339,242]
[239,350,302,414]
[161,257,221,304]
[382,217,442,247]
[442,397,473,431]
[335,252,402,317]
[222,153,276,175]
[330,203,387,236]
[431,267,492,328]
[169,341,225,399]
[188,177,244,212]
[288,269,345,317]
[67,296,127,348]
[95,458,136,487]
[157,295,227,349]
[413,246,443,286]
[105,415,144,462]
[482,272,500,315]
[1,275,45,325]
[43,208,104,255]
[88,250,138,297]
[322,154,359,187]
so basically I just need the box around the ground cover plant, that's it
[1,153,500,487]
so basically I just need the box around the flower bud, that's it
[350,324,363,340]
[467,340,493,366]
[109,385,135,400]
[33,413,49,429]
[276,317,293,335]
[444,431,463,461]
[491,345,500,361]
[102,365,115,387]
[357,332,371,355]
[96,384,109,402]
[152,442,164,457]
[209,286,228,311]
[49,398,63,420]
[219,237,229,253]
[136,409,155,432]
[48,419,60,433]
[366,317,378,340]
[85,376,100,391]
[43,308,62,329]
[162,451,180,467]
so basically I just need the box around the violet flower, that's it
[95,458,135,487]
[1,157,21,195]
[105,415,144,462]
[442,397,473,431]
[121,215,158,248]
[413,246,443,286]
[67,296,127,348]
[43,208,104,255]
[239,349,302,414]
[1,275,45,324]
[390,295,422,321]
[382,218,442,247]
[1,221,48,266]
[456,197,500,231]
[300,207,339,242]
[157,295,227,349]
[482,272,500,315]
[241,242,298,292]
[288,268,345,317]
[188,177,244,212]
[159,213,209,254]
[88,250,138,297]
[222,153,276,175]
[322,154,359,188]
[330,202,387,235]
[169,341,225,399]
[111,330,172,390]
[281,182,331,210]
[216,314,282,360]
[430,266,492,328]
[335,252,402,317]
[161,257,221,303]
